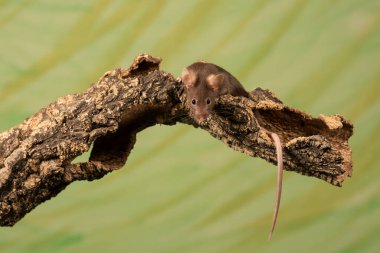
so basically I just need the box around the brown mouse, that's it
[181,61,284,240]
[181,61,249,123]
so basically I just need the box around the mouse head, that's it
[182,66,225,123]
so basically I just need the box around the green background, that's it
[0,0,379,252]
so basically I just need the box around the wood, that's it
[0,54,353,226]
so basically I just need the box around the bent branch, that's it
[0,54,353,226]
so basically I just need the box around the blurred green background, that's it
[0,0,379,252]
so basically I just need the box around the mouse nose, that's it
[195,111,209,123]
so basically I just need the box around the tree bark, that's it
[0,54,353,226]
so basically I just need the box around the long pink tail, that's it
[268,132,283,240]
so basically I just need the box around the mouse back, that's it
[183,62,249,97]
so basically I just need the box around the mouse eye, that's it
[191,99,196,105]
[206,98,211,105]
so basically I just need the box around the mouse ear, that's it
[207,73,224,92]
[181,68,196,88]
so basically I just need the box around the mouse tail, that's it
[268,132,283,240]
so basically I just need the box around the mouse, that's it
[181,61,284,240]
[181,61,249,123]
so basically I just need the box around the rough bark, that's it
[0,54,353,227]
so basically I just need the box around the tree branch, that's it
[0,54,353,226]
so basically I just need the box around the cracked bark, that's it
[0,54,353,227]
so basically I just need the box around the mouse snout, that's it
[194,109,209,123]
